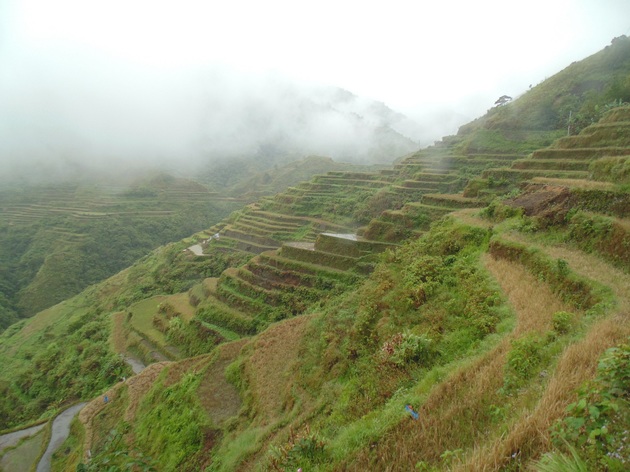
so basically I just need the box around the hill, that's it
[0,156,368,332]
[0,36,629,472]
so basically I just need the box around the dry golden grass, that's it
[504,233,630,316]
[540,242,630,315]
[197,339,248,425]
[163,292,196,321]
[455,237,630,470]
[459,316,630,471]
[346,342,510,470]
[530,177,616,190]
[123,362,171,423]
[244,314,314,423]
[110,311,128,354]
[484,255,571,335]
[202,277,218,296]
[347,252,580,470]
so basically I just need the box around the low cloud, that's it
[0,50,426,183]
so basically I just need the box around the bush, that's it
[381,332,434,367]
[552,341,630,469]
[504,334,543,390]
[268,425,327,470]
[552,311,575,334]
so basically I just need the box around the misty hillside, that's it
[0,71,422,184]
[0,156,380,331]
[0,37,630,472]
[196,80,422,161]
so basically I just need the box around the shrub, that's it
[534,444,589,472]
[381,332,434,367]
[589,156,630,184]
[268,425,327,470]
[552,311,575,334]
[480,199,522,221]
[552,341,630,469]
[504,334,543,391]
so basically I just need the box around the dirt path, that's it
[36,403,87,472]
[0,423,46,454]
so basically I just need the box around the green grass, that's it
[0,427,46,472]
[134,370,209,470]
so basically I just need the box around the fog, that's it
[1,0,629,182]
[0,52,424,182]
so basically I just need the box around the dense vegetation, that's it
[1,36,629,472]
[0,177,239,329]
[0,156,361,332]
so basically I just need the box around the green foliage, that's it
[457,36,630,143]
[458,129,562,154]
[480,199,523,221]
[353,190,405,224]
[135,372,209,470]
[589,156,630,184]
[566,211,630,271]
[381,331,434,367]
[489,239,606,310]
[504,334,544,391]
[0,311,128,429]
[552,311,575,335]
[165,319,224,357]
[76,427,157,471]
[552,341,630,470]
[535,443,589,472]
[0,179,241,323]
[268,425,327,471]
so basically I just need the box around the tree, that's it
[494,95,513,107]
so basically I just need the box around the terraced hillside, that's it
[1,38,630,472]
[0,175,247,325]
[26,104,622,470]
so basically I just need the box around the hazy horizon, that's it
[1,0,629,182]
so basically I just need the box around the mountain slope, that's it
[1,37,630,472]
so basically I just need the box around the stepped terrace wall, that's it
[314,233,396,258]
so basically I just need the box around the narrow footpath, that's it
[0,355,148,472]
[36,403,87,472]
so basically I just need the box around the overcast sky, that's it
[1,0,629,178]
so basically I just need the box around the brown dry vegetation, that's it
[346,253,572,470]
[197,339,248,425]
[244,314,315,423]
[530,177,616,190]
[457,233,630,470]
[78,361,170,460]
[484,255,570,335]
[110,311,128,354]
[460,316,630,471]
[163,292,196,321]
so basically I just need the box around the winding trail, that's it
[36,403,86,472]
[1,356,147,472]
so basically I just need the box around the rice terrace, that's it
[1,33,630,472]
